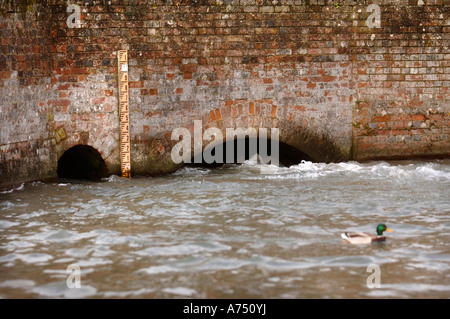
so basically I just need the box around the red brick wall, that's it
[352,0,449,160]
[0,0,449,186]
[0,2,54,185]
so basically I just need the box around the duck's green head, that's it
[377,224,393,236]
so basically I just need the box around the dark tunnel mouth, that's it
[57,145,108,180]
[188,137,314,169]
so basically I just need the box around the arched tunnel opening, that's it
[57,145,108,180]
[189,137,314,169]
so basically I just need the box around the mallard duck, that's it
[341,224,393,244]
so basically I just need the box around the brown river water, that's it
[0,160,449,298]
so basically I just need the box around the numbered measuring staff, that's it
[120,91,128,103]
[120,82,128,92]
[120,101,128,113]
[119,50,128,62]
[120,72,128,82]
[120,113,129,122]
[118,50,131,178]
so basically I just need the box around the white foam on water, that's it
[0,220,20,228]
[0,159,448,298]
[17,210,50,220]
[134,241,231,257]
[0,183,24,194]
[17,253,53,264]
[415,163,450,181]
[247,255,313,271]
[138,265,181,275]
[173,167,211,176]
[0,279,35,289]
[32,281,97,298]
[44,229,78,243]
[76,258,113,267]
[102,175,124,182]
[240,160,450,183]
[287,225,331,235]
[102,288,155,298]
[380,283,450,293]
[162,287,197,297]
[258,219,285,226]
[23,221,47,228]
[65,248,92,258]
[0,254,18,263]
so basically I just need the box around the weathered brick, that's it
[0,0,449,187]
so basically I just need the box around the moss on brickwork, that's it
[0,0,49,15]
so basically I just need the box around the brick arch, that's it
[56,144,108,180]
[54,125,120,177]
[138,98,352,175]
[194,99,349,163]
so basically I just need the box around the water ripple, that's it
[0,160,449,298]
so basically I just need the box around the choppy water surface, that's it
[1,160,449,298]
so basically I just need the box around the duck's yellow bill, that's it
[385,228,393,233]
